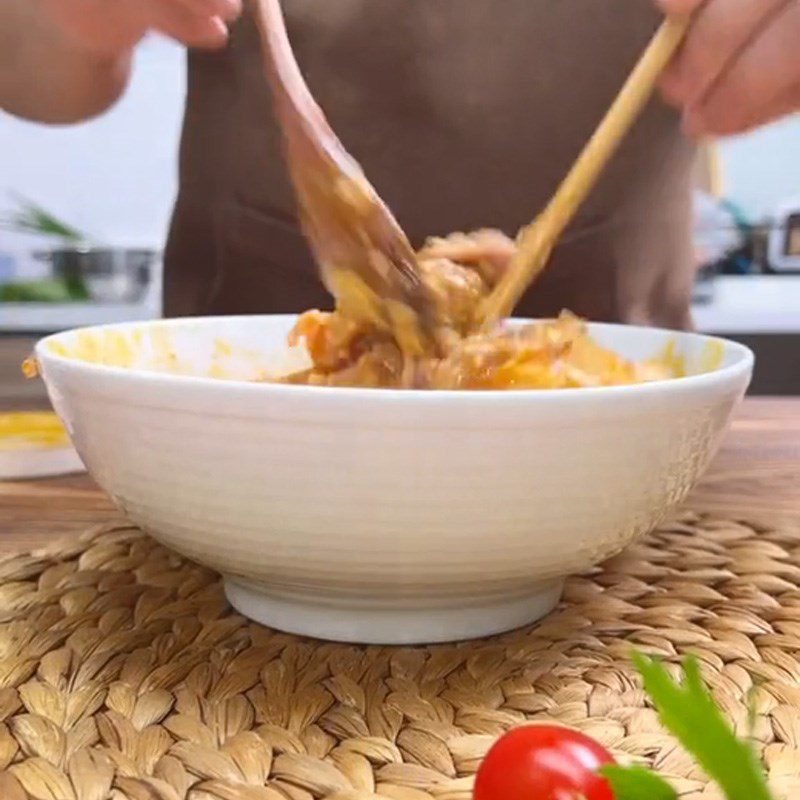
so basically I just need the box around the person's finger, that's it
[688,79,800,136]
[684,0,800,135]
[659,0,789,110]
[146,0,230,47]
[171,0,242,23]
[655,0,707,15]
[732,82,800,134]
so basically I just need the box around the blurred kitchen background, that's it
[2,36,800,397]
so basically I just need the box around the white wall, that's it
[719,116,800,220]
[0,33,797,279]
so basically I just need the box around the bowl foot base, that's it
[223,577,564,645]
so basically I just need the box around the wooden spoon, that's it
[478,16,691,329]
[251,0,435,355]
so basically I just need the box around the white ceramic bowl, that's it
[37,316,753,644]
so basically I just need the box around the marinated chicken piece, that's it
[279,309,680,390]
[274,230,683,391]
[285,310,407,387]
[417,229,517,288]
[288,310,360,372]
[414,229,516,339]
[322,228,518,351]
[415,258,486,336]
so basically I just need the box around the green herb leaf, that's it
[633,652,773,800]
[599,765,677,800]
[1,195,87,242]
[0,279,76,303]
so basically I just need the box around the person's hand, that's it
[657,0,800,136]
[39,0,242,58]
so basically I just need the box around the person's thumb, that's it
[654,0,705,15]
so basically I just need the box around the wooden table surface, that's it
[0,337,49,412]
[2,396,799,556]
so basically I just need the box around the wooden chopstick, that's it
[479,15,691,328]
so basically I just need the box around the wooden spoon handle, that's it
[481,16,691,327]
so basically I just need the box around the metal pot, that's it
[692,262,717,305]
[35,247,157,304]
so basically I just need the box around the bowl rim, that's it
[36,315,754,404]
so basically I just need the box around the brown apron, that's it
[164,0,696,328]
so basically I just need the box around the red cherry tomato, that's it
[474,724,616,800]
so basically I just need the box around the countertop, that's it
[692,275,800,334]
[0,300,160,333]
[0,337,51,412]
[3,275,800,336]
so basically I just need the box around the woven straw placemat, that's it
[2,512,800,800]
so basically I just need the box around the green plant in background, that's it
[1,194,88,243]
[0,280,79,302]
[0,195,91,302]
